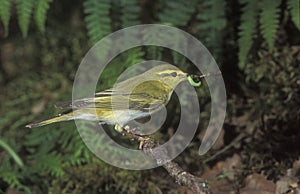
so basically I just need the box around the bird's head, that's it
[145,64,188,88]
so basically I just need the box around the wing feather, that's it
[55,80,171,112]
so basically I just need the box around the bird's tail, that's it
[26,113,74,128]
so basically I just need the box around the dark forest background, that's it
[0,0,299,193]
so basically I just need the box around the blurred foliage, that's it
[83,0,111,44]
[239,45,300,180]
[196,0,226,62]
[0,0,52,37]
[238,0,300,67]
[0,0,299,193]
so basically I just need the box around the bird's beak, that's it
[182,73,188,79]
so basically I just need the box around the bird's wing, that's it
[55,93,164,110]
[55,88,117,109]
[55,91,166,112]
[55,80,171,111]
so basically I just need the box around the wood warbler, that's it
[26,64,201,129]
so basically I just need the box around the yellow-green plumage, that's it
[26,64,188,128]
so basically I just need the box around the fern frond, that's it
[34,0,52,33]
[84,0,111,44]
[197,0,226,31]
[36,152,65,177]
[197,0,226,62]
[159,0,197,26]
[259,0,281,51]
[121,48,145,67]
[238,0,258,67]
[287,0,300,29]
[120,0,145,67]
[0,0,11,37]
[158,0,198,64]
[120,0,141,45]
[120,0,140,27]
[0,159,32,194]
[60,126,92,166]
[0,172,32,194]
[16,0,34,38]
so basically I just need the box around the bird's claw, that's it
[138,136,151,149]
[119,125,150,150]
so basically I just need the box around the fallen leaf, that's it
[240,173,275,194]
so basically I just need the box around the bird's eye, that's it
[170,72,177,77]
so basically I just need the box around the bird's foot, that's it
[114,124,123,133]
[137,136,151,150]
[123,125,150,149]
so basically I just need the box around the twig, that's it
[122,129,210,194]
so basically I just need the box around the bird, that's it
[26,64,195,130]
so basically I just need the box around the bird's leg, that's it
[123,125,150,149]
[125,125,151,149]
[138,136,151,150]
[113,124,136,136]
[113,124,150,149]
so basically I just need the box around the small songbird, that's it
[26,64,200,129]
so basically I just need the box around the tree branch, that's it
[122,129,210,194]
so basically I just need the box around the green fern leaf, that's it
[159,0,197,26]
[34,0,52,33]
[120,0,140,27]
[287,0,300,30]
[84,0,112,44]
[121,48,144,67]
[197,0,226,30]
[238,0,258,67]
[158,0,198,64]
[16,0,34,38]
[120,0,144,67]
[259,0,281,51]
[120,0,141,46]
[0,0,11,37]
[197,0,226,62]
[1,172,31,193]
